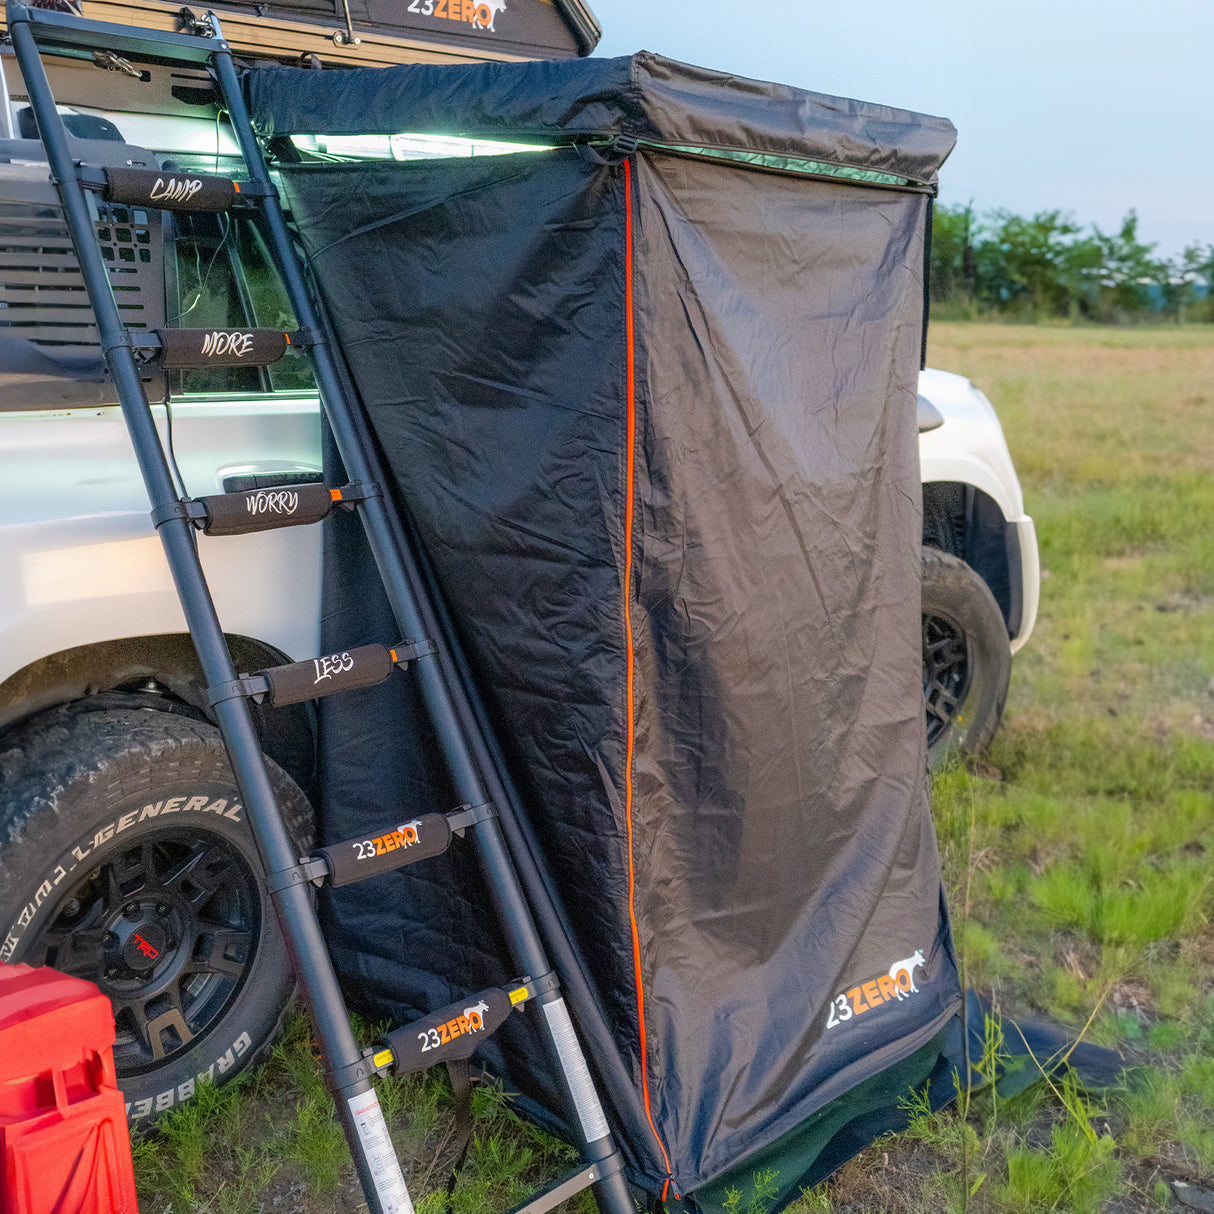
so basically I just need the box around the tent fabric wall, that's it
[257,53,960,1200]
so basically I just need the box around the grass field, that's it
[134,323,1214,1214]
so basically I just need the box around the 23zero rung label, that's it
[352,821,422,861]
[319,814,453,887]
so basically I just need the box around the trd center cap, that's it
[118,920,167,972]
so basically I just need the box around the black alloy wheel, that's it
[23,828,261,1077]
[923,609,972,750]
[920,546,1012,765]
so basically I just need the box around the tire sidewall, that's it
[921,548,1012,765]
[0,713,300,1125]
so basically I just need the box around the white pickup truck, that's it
[0,43,1038,1123]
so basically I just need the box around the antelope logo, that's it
[418,997,492,1056]
[472,0,505,29]
[825,947,929,1029]
[408,0,504,30]
[888,949,926,999]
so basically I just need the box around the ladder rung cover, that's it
[200,481,335,536]
[257,644,394,707]
[381,987,515,1075]
[156,327,289,368]
[317,813,453,887]
[104,166,238,214]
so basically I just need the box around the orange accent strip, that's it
[622,158,674,1183]
[284,332,292,345]
[233,181,241,193]
[390,649,398,663]
[330,487,343,502]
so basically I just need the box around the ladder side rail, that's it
[6,25,398,1214]
[207,43,637,1212]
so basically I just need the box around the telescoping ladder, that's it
[6,7,636,1214]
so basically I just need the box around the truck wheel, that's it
[0,707,312,1126]
[921,546,1012,765]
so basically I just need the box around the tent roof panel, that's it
[246,52,956,187]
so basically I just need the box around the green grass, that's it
[135,323,1214,1213]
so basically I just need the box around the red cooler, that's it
[0,963,138,1214]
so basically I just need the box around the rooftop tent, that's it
[245,54,960,1208]
[189,0,598,62]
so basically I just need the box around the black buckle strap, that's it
[513,969,560,1003]
[231,179,275,199]
[331,480,382,506]
[446,802,496,834]
[265,857,329,895]
[150,499,208,528]
[206,674,270,707]
[391,638,438,665]
[128,332,162,357]
[76,165,108,192]
[324,1054,376,1092]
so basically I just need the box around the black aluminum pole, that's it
[208,32,637,1213]
[5,16,406,1213]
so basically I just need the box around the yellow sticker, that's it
[508,987,529,1005]
[372,1048,394,1069]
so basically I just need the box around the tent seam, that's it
[622,154,674,1186]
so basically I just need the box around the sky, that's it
[587,0,1214,260]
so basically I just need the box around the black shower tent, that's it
[246,53,961,1210]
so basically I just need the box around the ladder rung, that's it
[261,644,394,706]
[7,3,221,64]
[377,985,524,1075]
[317,812,455,886]
[206,639,436,709]
[198,481,336,536]
[506,1158,626,1214]
[101,166,239,214]
[148,327,291,368]
[313,802,493,887]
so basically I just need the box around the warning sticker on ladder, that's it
[347,1090,415,1214]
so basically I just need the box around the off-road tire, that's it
[921,546,1012,765]
[0,706,312,1126]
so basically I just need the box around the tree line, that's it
[929,204,1214,323]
